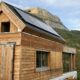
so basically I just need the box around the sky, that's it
[2,0,80,30]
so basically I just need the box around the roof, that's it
[2,2,65,42]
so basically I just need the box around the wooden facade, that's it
[0,2,76,80]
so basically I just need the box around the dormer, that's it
[0,9,17,33]
[0,2,25,33]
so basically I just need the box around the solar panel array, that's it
[14,7,61,37]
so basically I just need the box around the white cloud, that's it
[39,0,56,5]
[65,18,80,30]
[67,11,80,17]
[55,0,80,8]
[4,0,80,8]
[34,0,80,8]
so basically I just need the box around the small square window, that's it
[36,51,49,68]
[1,22,10,32]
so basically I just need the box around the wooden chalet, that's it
[0,2,76,80]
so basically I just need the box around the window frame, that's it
[63,52,75,73]
[36,51,50,72]
[1,22,10,32]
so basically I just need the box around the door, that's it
[0,43,15,80]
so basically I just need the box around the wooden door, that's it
[0,43,15,80]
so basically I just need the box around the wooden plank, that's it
[50,51,56,70]
[0,46,2,80]
[55,52,63,69]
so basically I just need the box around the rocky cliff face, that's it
[25,7,68,30]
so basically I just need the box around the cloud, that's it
[31,0,80,8]
[70,19,80,29]
[64,18,80,30]
[67,11,80,17]
[4,0,80,8]
[54,0,80,8]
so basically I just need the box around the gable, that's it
[0,11,9,22]
[0,9,18,33]
[0,2,26,32]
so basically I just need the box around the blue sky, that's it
[2,0,80,30]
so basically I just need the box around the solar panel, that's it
[14,7,61,37]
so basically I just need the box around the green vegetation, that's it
[55,29,80,80]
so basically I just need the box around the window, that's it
[63,53,71,72]
[63,53,75,73]
[36,51,48,68]
[1,22,10,32]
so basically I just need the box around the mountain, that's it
[25,7,68,30]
